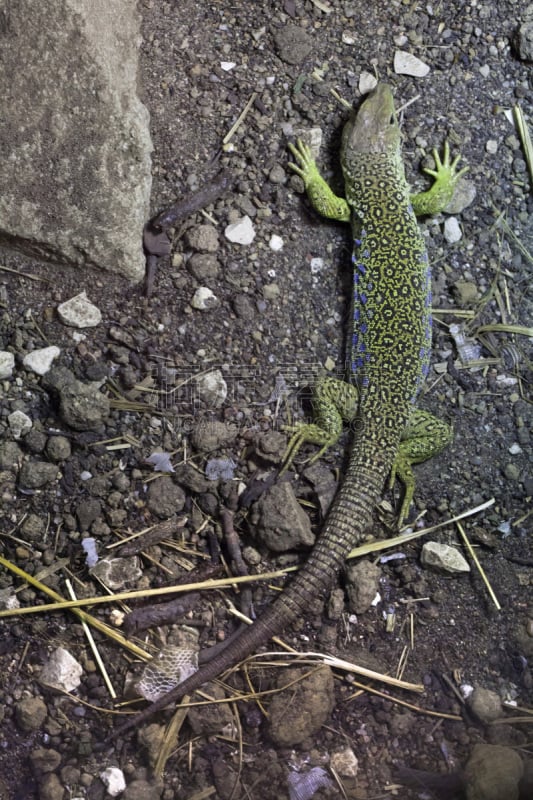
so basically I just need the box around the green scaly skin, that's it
[110,84,467,744]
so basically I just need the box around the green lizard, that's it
[284,86,466,524]
[110,83,467,743]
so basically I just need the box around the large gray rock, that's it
[0,0,152,280]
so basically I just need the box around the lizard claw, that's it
[422,141,469,182]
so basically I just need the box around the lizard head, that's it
[341,84,401,157]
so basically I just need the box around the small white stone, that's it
[509,442,522,455]
[57,291,102,328]
[310,257,325,273]
[220,61,236,71]
[224,215,256,245]
[393,50,430,77]
[90,556,143,590]
[23,345,60,376]
[443,216,462,244]
[195,369,228,407]
[8,409,32,439]
[479,64,490,77]
[99,767,126,797]
[0,351,15,379]
[331,746,359,778]
[421,541,470,573]
[269,234,284,252]
[486,139,499,154]
[359,71,378,95]
[342,32,356,45]
[191,287,218,311]
[39,647,83,692]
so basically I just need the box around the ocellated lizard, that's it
[111,83,467,742]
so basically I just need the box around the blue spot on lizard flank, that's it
[354,238,362,247]
[359,293,367,304]
[360,322,368,334]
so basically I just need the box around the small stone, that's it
[269,234,283,251]
[122,778,163,800]
[421,541,470,573]
[0,441,22,470]
[393,50,430,76]
[504,463,521,481]
[464,744,523,800]
[250,481,314,552]
[46,435,71,461]
[146,477,186,518]
[30,747,62,775]
[263,282,280,300]
[16,696,47,732]
[185,224,219,253]
[36,772,64,800]
[39,647,83,693]
[90,556,143,590]
[513,14,533,61]
[359,71,378,94]
[443,216,462,244]
[330,746,359,777]
[269,666,335,746]
[188,683,234,736]
[0,351,15,379]
[19,461,59,488]
[23,346,61,375]
[191,420,237,452]
[186,253,219,281]
[345,559,381,614]
[273,23,313,65]
[41,367,110,431]
[454,280,479,306]
[486,139,499,154]
[224,215,256,245]
[100,767,126,797]
[191,286,218,310]
[467,686,502,723]
[57,291,102,328]
[444,178,477,214]
[195,369,228,407]
[8,409,32,439]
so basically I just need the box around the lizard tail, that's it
[108,440,397,743]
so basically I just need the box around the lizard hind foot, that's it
[280,422,339,475]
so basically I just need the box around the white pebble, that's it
[359,71,378,95]
[23,345,60,376]
[486,139,499,154]
[0,351,15,379]
[57,291,102,328]
[8,410,32,439]
[39,647,83,693]
[269,234,284,251]
[100,767,126,797]
[443,217,462,244]
[191,287,218,310]
[220,61,236,71]
[224,215,256,245]
[394,50,430,77]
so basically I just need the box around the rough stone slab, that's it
[0,0,152,280]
